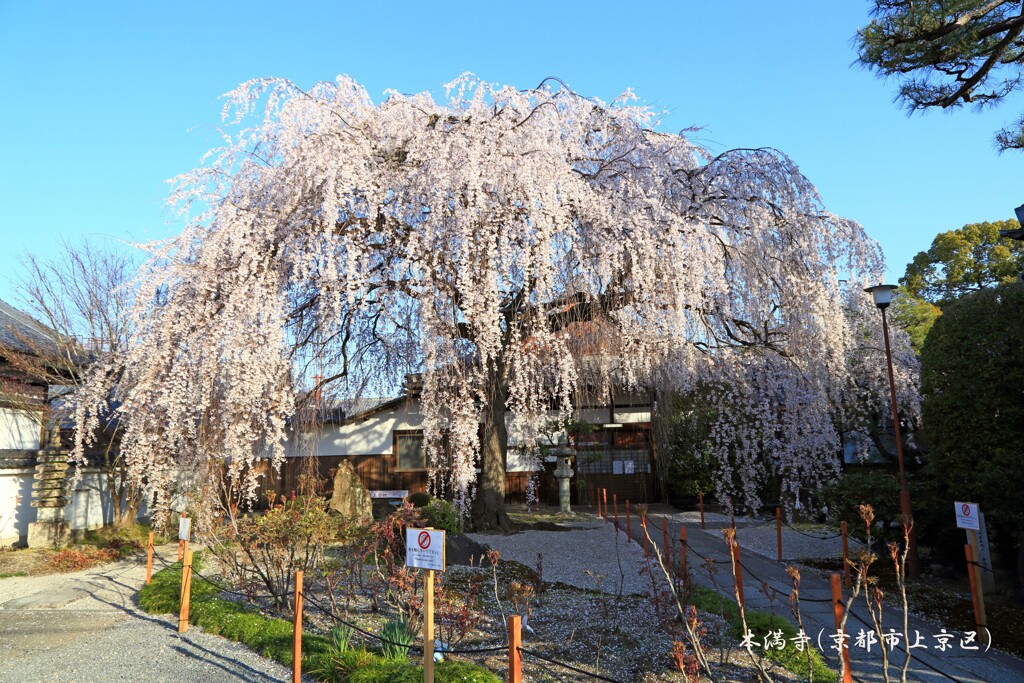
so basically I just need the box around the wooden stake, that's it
[424,569,435,683]
[731,539,745,609]
[508,615,522,683]
[830,574,853,683]
[680,527,688,578]
[699,493,705,530]
[967,537,990,645]
[776,507,783,561]
[146,531,154,585]
[625,499,631,543]
[841,521,851,590]
[178,548,193,633]
[965,543,982,638]
[641,514,649,558]
[662,518,671,570]
[293,571,303,683]
[602,489,608,522]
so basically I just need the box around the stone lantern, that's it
[547,434,576,514]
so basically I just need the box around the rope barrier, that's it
[303,591,507,655]
[672,535,834,605]
[154,545,506,656]
[518,646,625,683]
[302,592,424,653]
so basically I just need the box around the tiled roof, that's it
[0,299,57,355]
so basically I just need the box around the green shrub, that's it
[689,586,835,683]
[423,499,463,535]
[381,618,416,661]
[408,492,432,508]
[738,612,836,683]
[349,659,408,683]
[820,471,901,543]
[309,647,379,683]
[348,659,502,683]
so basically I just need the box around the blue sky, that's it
[1,1,1021,304]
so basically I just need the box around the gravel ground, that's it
[469,520,651,595]
[0,546,296,683]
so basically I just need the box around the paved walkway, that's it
[0,546,295,683]
[630,508,1024,683]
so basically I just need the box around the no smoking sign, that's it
[406,528,446,571]
[955,501,980,531]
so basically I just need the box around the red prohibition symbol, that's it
[962,503,971,516]
[418,531,431,549]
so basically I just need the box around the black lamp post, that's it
[999,204,1024,240]
[865,284,920,579]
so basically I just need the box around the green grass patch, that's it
[141,560,499,682]
[138,555,329,668]
[689,585,837,682]
[0,571,27,579]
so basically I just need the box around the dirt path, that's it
[0,546,295,683]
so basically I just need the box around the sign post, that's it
[406,528,446,683]
[978,512,995,591]
[955,502,989,645]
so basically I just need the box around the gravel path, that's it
[469,520,650,595]
[0,546,296,683]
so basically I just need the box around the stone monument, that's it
[27,450,70,548]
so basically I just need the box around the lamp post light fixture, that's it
[864,284,920,579]
[999,204,1024,240]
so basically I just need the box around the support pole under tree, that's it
[602,489,608,522]
[293,571,303,683]
[830,574,853,683]
[146,531,153,585]
[178,548,193,634]
[680,526,688,578]
[662,518,671,570]
[508,615,522,683]
[841,522,851,590]
[424,569,435,683]
[730,538,745,609]
[776,507,782,561]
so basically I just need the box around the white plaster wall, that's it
[65,469,110,532]
[0,467,148,545]
[287,399,423,457]
[576,407,651,425]
[0,408,41,450]
[0,469,34,545]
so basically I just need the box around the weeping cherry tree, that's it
[74,75,892,530]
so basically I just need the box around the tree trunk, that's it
[472,368,512,532]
